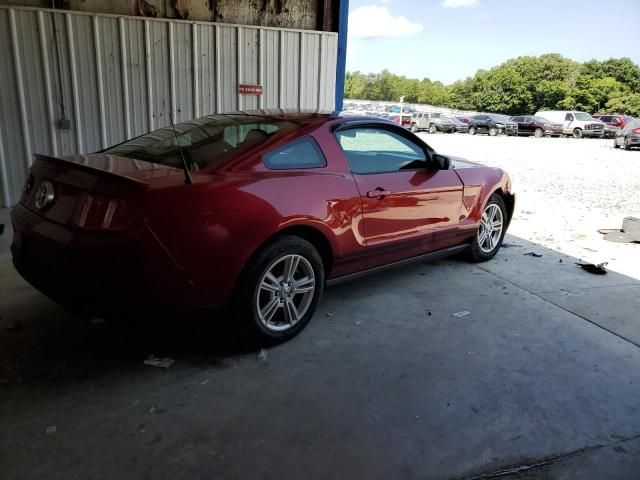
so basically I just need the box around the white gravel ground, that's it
[421,133,640,280]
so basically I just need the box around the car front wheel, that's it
[534,128,544,138]
[624,137,631,150]
[234,236,324,342]
[489,127,498,136]
[469,126,476,135]
[465,194,507,262]
[429,124,437,134]
[573,128,583,139]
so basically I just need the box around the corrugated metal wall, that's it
[0,6,338,208]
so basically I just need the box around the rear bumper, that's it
[11,204,143,314]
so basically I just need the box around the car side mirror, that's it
[433,154,450,170]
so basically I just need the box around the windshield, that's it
[488,114,511,122]
[104,115,298,170]
[574,112,593,121]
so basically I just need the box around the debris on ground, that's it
[599,216,640,244]
[46,425,57,435]
[524,252,542,257]
[501,243,522,248]
[326,313,334,317]
[427,311,432,316]
[143,355,175,369]
[452,311,471,318]
[257,348,268,362]
[576,262,608,275]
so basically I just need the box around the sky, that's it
[346,0,640,84]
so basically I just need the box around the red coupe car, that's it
[11,111,514,341]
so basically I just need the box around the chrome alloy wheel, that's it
[256,254,316,331]
[477,203,504,253]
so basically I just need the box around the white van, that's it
[535,110,604,139]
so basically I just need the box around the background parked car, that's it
[410,112,455,133]
[511,115,563,137]
[535,110,604,138]
[594,114,636,130]
[594,114,635,138]
[613,119,640,150]
[443,115,469,133]
[468,114,518,136]
[455,116,472,124]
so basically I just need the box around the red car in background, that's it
[593,114,635,129]
[11,111,514,342]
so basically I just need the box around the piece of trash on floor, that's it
[143,355,175,369]
[599,216,640,244]
[576,262,608,275]
[326,313,334,317]
[524,252,542,257]
[257,348,268,362]
[501,243,522,248]
[46,425,57,435]
[452,311,471,318]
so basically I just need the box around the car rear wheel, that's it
[573,128,583,139]
[489,127,498,136]
[234,236,324,342]
[469,126,476,135]
[429,124,437,134]
[534,128,544,138]
[465,194,507,262]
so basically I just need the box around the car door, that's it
[334,125,464,268]
[477,115,490,133]
[522,116,534,135]
[563,112,575,133]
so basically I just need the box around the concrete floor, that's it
[2,205,640,480]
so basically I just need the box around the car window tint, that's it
[565,113,574,121]
[512,117,522,122]
[336,128,427,174]
[262,137,326,170]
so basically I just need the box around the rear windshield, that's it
[104,115,299,170]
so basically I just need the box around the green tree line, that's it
[344,54,640,116]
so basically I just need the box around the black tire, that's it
[613,139,619,149]
[429,124,437,134]
[534,128,544,138]
[410,123,418,133]
[465,194,507,262]
[469,126,476,135]
[573,128,583,139]
[489,127,498,136]
[624,137,631,150]
[233,236,324,343]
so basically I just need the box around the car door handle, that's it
[367,188,391,199]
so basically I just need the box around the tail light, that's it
[21,173,35,202]
[633,128,640,134]
[73,193,131,231]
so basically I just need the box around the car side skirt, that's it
[326,244,469,287]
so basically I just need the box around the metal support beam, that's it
[334,0,348,111]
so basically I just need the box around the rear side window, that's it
[262,137,326,170]
[565,113,574,121]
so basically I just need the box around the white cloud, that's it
[443,0,480,8]
[349,5,423,38]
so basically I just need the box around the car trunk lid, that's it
[22,153,182,229]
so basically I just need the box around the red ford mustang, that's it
[11,111,514,341]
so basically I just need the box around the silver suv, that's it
[410,112,455,134]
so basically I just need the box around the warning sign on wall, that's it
[238,84,263,95]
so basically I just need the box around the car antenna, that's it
[169,109,193,185]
